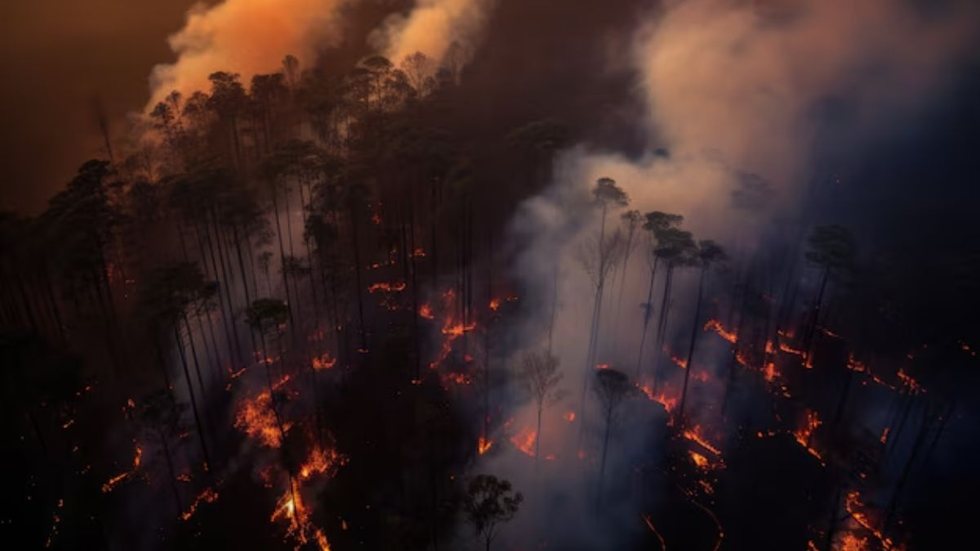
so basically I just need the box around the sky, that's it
[0,0,198,212]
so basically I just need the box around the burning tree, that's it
[517,351,564,464]
[462,474,523,551]
[592,367,636,507]
[678,240,727,420]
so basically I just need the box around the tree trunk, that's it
[679,267,706,420]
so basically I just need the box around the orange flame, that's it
[477,436,493,455]
[793,410,823,461]
[180,487,219,521]
[564,411,576,422]
[704,319,737,344]
[312,353,337,371]
[682,425,721,456]
[368,281,407,293]
[510,427,537,457]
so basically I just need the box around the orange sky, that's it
[0,0,198,212]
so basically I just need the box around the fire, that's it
[879,427,890,445]
[671,354,688,369]
[101,443,143,493]
[638,383,679,414]
[564,411,576,422]
[368,281,407,293]
[595,363,611,370]
[778,342,805,357]
[510,427,537,457]
[839,533,869,551]
[299,447,344,481]
[793,410,823,461]
[847,354,867,372]
[844,491,894,549]
[682,425,721,456]
[896,368,922,393]
[441,322,476,337]
[477,436,493,455]
[693,370,710,383]
[489,298,501,311]
[234,387,292,448]
[312,353,337,371]
[765,340,775,354]
[180,487,219,521]
[763,362,778,382]
[704,319,737,344]
[419,304,434,319]
[270,484,332,550]
[689,450,709,469]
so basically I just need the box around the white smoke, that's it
[371,0,497,67]
[146,0,351,110]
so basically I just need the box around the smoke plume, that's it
[372,0,496,66]
[146,0,350,109]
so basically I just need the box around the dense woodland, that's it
[2,19,979,551]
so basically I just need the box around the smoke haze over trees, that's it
[2,1,980,549]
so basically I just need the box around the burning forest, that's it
[2,1,980,550]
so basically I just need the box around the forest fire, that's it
[704,319,737,344]
[4,2,972,548]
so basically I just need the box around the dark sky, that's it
[0,0,198,213]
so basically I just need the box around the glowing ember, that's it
[689,450,709,469]
[180,487,219,521]
[704,319,737,344]
[368,281,407,293]
[879,427,890,445]
[844,491,894,549]
[101,444,143,493]
[477,436,493,455]
[763,362,778,382]
[896,368,922,393]
[682,425,721,456]
[793,410,823,461]
[510,427,537,457]
[312,353,337,371]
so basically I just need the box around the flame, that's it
[840,533,869,551]
[299,447,344,481]
[234,384,293,448]
[793,410,823,461]
[510,427,537,457]
[419,304,435,319]
[639,383,679,414]
[879,427,890,445]
[765,340,775,354]
[896,368,922,393]
[312,353,337,371]
[704,319,737,344]
[689,450,709,469]
[844,491,894,549]
[778,342,805,357]
[368,281,407,293]
[477,436,493,455]
[564,411,576,422]
[101,443,143,493]
[670,353,688,369]
[682,425,721,456]
[763,362,778,382]
[595,363,611,370]
[270,483,332,550]
[180,487,219,521]
[489,298,501,311]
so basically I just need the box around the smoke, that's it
[371,0,497,66]
[146,0,351,110]
[467,1,980,548]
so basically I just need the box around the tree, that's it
[802,225,856,363]
[593,367,635,506]
[651,226,696,386]
[635,211,684,377]
[462,474,523,551]
[678,240,727,421]
[517,352,564,464]
[137,389,186,516]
